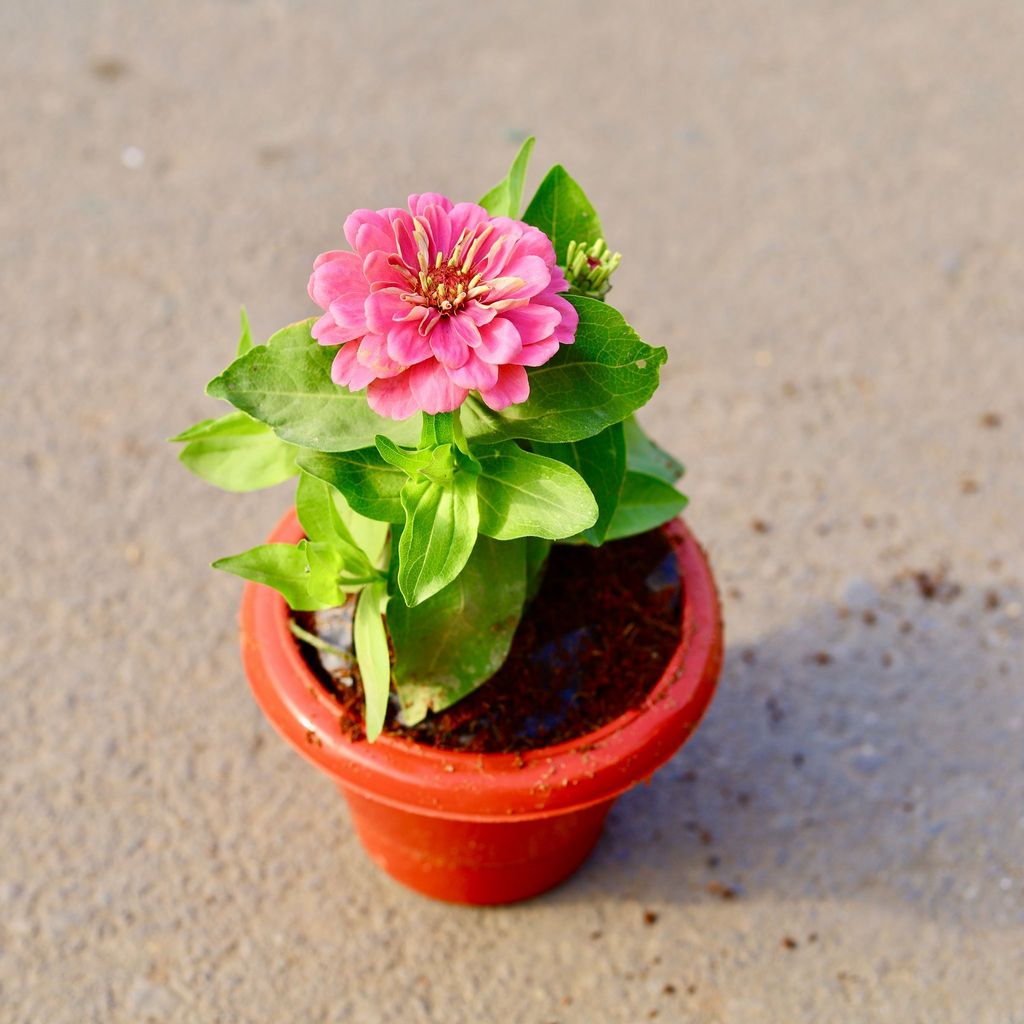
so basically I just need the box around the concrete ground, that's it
[3,2,1022,1021]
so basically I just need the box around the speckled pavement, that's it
[3,2,1022,1021]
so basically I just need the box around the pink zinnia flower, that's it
[308,194,578,419]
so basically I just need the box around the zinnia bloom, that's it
[308,194,578,419]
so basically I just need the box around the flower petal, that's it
[367,370,421,420]
[429,316,477,369]
[407,193,453,216]
[365,289,410,334]
[410,360,468,414]
[385,319,432,365]
[478,364,529,411]
[499,303,561,345]
[312,311,361,348]
[475,317,523,365]
[447,352,499,391]
[343,210,396,258]
[309,250,368,310]
[331,342,377,391]
[363,250,413,292]
[356,333,404,377]
[512,337,560,366]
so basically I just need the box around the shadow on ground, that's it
[552,575,1022,930]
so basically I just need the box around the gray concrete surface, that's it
[3,2,1023,1021]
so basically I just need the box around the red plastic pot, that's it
[240,509,723,905]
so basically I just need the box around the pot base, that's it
[341,786,613,905]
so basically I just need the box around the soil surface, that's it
[294,530,682,752]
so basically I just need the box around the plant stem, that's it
[288,620,350,660]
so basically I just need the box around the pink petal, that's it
[429,316,477,369]
[475,317,523,365]
[417,203,452,258]
[460,300,498,327]
[363,250,413,291]
[512,337,560,366]
[446,202,491,243]
[385,319,432,365]
[496,254,551,298]
[536,291,579,343]
[343,210,396,258]
[393,217,419,270]
[367,370,421,420]
[331,342,377,391]
[447,352,499,391]
[407,193,453,216]
[478,364,530,411]
[499,303,561,345]
[365,289,410,334]
[409,360,468,414]
[308,250,367,310]
[356,333,404,377]
[312,311,361,348]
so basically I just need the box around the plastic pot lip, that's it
[241,508,724,822]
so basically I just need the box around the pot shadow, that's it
[551,572,1023,929]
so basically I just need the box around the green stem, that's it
[288,620,350,660]
[421,411,455,447]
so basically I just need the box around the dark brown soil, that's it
[292,530,682,753]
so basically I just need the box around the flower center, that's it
[399,221,494,317]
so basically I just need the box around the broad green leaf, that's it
[478,136,536,218]
[236,306,254,356]
[170,411,298,492]
[522,164,603,264]
[212,540,343,610]
[398,446,480,606]
[206,318,420,452]
[525,536,552,601]
[336,492,389,567]
[297,448,405,523]
[534,422,626,545]
[295,472,377,579]
[389,535,527,724]
[461,296,667,444]
[623,415,685,484]
[475,441,598,541]
[354,580,391,741]
[604,471,688,542]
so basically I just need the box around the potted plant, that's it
[174,140,723,904]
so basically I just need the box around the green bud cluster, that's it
[565,238,622,300]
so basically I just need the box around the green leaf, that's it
[297,448,405,524]
[170,411,299,492]
[212,541,342,610]
[534,422,626,544]
[478,136,536,218]
[475,441,598,541]
[388,535,527,724]
[354,580,391,741]
[206,318,420,452]
[294,471,379,575]
[461,296,667,444]
[398,446,480,606]
[374,435,433,477]
[604,471,688,542]
[236,306,254,356]
[522,164,603,264]
[623,415,685,484]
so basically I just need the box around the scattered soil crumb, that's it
[589,930,603,941]
[862,609,877,626]
[782,936,799,950]
[751,518,771,534]
[643,909,659,926]
[984,590,1001,611]
[91,57,129,80]
[662,984,676,996]
[706,854,721,868]
[707,881,737,900]
[807,932,819,943]
[980,412,1002,429]
[811,651,832,665]
[961,478,980,495]
[907,568,961,603]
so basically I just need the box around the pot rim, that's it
[241,509,723,821]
